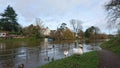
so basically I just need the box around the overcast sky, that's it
[1,0,116,34]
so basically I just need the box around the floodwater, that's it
[0,38,102,68]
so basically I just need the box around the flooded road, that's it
[0,39,102,68]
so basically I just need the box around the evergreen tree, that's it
[85,26,100,39]
[0,5,21,32]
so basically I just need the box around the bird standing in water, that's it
[64,50,68,57]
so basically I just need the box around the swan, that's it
[73,44,83,55]
[64,50,68,57]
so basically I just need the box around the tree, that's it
[54,23,74,40]
[22,18,44,38]
[70,19,83,47]
[105,0,120,35]
[54,29,63,40]
[23,24,42,38]
[70,19,83,39]
[70,19,82,34]
[0,5,21,32]
[117,29,120,37]
[35,18,44,37]
[62,27,75,40]
[50,30,56,39]
[78,30,84,40]
[60,23,67,30]
[85,26,100,39]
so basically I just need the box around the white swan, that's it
[73,44,83,55]
[64,50,68,57]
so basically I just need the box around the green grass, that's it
[101,37,120,54]
[0,38,43,48]
[38,51,98,68]
[0,38,43,42]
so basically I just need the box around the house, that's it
[0,32,9,38]
[42,27,51,36]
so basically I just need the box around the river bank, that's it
[38,37,120,68]
[38,51,98,68]
[0,38,43,42]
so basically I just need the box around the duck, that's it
[18,64,24,68]
[64,50,68,57]
[73,44,83,55]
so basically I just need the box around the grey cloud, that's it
[0,0,95,22]
[0,0,109,31]
[12,0,92,20]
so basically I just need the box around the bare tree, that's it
[70,19,83,37]
[36,18,44,37]
[36,18,44,29]
[70,19,83,47]
[105,0,120,35]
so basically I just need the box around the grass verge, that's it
[101,37,120,54]
[38,51,98,68]
[0,38,43,48]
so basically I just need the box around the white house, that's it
[0,32,8,37]
[42,27,51,36]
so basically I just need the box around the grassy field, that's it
[38,51,98,68]
[101,37,120,54]
[0,37,43,42]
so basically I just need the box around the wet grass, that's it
[0,38,43,48]
[0,38,42,42]
[38,51,98,68]
[101,37,120,54]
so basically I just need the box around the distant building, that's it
[42,27,51,36]
[0,32,9,38]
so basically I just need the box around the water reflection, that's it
[0,43,6,49]
[0,39,102,68]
